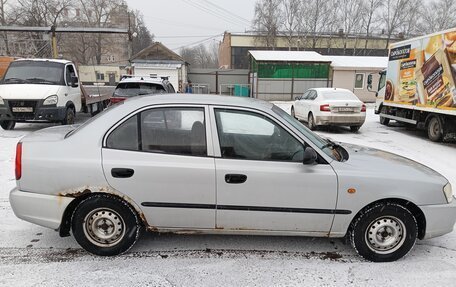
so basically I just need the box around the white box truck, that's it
[0,58,111,130]
[369,28,456,141]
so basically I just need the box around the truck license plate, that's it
[12,107,33,112]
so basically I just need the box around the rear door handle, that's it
[111,168,134,178]
[225,174,247,184]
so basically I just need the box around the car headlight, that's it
[444,183,453,203]
[43,95,58,105]
[0,96,4,106]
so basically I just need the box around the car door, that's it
[295,91,309,119]
[307,90,319,119]
[300,90,315,122]
[102,105,216,229]
[211,106,338,234]
[64,64,82,112]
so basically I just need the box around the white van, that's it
[0,59,82,130]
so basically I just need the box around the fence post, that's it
[215,71,219,95]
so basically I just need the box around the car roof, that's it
[311,88,352,93]
[122,94,274,110]
[14,58,71,64]
[118,76,167,85]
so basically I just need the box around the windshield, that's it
[2,61,64,85]
[114,82,166,97]
[272,105,337,160]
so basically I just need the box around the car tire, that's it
[308,113,317,130]
[427,116,443,142]
[291,107,296,119]
[62,107,75,125]
[72,194,141,256]
[350,126,361,132]
[0,120,15,130]
[350,202,417,262]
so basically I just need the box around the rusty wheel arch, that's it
[345,198,426,241]
[59,191,148,237]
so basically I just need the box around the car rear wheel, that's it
[351,202,417,262]
[308,113,317,130]
[72,194,141,256]
[62,107,75,125]
[0,120,15,130]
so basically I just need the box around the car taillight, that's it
[361,104,366,112]
[110,97,126,104]
[320,104,331,112]
[15,142,22,180]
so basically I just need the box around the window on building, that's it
[96,71,105,81]
[354,73,365,89]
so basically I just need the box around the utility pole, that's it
[51,25,58,59]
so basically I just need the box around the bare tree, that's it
[381,0,411,48]
[252,0,283,49]
[282,0,301,50]
[131,11,154,55]
[180,43,218,69]
[360,0,382,55]
[306,0,331,49]
[419,0,456,34]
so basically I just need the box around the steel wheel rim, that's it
[429,119,440,138]
[365,216,406,254]
[83,208,125,247]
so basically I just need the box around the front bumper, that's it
[316,114,366,126]
[9,187,74,230]
[420,199,456,239]
[0,99,67,122]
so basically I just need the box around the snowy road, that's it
[1,105,456,286]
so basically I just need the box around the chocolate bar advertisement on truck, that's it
[369,28,456,142]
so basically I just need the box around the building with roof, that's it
[129,42,188,91]
[220,32,400,69]
[249,50,387,102]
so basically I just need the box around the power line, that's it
[198,0,251,25]
[180,0,249,28]
[171,33,223,51]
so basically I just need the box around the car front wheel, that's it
[72,194,141,256]
[351,202,417,262]
[0,120,15,130]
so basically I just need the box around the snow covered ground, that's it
[1,105,456,286]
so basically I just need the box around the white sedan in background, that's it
[291,88,366,132]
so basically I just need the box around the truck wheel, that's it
[427,116,443,142]
[379,116,390,126]
[351,203,417,262]
[72,194,141,256]
[350,126,361,132]
[0,120,15,130]
[62,107,75,125]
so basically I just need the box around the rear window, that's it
[114,82,166,97]
[321,90,359,101]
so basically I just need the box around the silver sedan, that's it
[9,94,456,262]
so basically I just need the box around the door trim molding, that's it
[141,202,351,215]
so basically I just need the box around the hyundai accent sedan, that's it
[10,94,456,262]
[291,88,366,132]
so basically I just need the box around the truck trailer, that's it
[370,28,456,141]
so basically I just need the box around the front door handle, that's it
[111,168,134,178]
[225,174,247,184]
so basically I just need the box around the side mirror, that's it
[303,147,317,165]
[70,76,79,88]
[367,74,373,91]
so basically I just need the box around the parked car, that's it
[291,88,366,132]
[10,94,456,262]
[110,75,175,104]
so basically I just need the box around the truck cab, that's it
[0,59,81,130]
[373,70,386,114]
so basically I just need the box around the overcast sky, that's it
[126,0,255,52]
